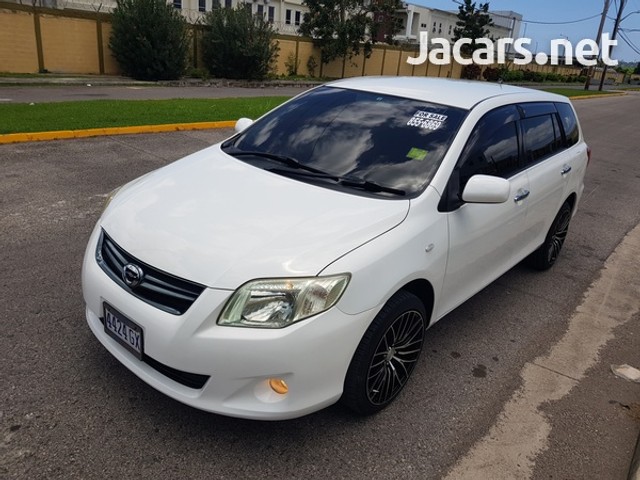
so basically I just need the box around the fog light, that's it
[268,378,288,395]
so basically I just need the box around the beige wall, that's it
[40,14,99,73]
[101,22,119,75]
[0,8,39,73]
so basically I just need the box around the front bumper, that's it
[82,226,374,420]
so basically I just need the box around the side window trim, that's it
[439,104,523,212]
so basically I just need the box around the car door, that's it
[517,103,573,253]
[436,105,530,319]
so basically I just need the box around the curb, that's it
[0,120,236,145]
[630,431,640,480]
[570,92,627,101]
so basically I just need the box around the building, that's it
[20,0,309,33]
[15,0,520,43]
[394,3,522,46]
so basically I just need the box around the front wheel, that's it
[526,201,573,271]
[341,290,426,416]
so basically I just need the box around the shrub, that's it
[201,6,279,80]
[110,0,189,81]
[532,71,546,82]
[482,66,500,82]
[307,56,318,77]
[504,69,524,82]
[461,64,481,80]
[284,52,299,77]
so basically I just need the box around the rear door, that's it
[519,103,575,253]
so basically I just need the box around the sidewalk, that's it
[0,74,323,88]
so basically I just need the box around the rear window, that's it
[224,86,467,198]
[521,114,562,164]
[555,102,580,147]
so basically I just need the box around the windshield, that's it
[222,86,467,198]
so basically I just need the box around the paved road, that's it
[1,95,639,479]
[0,85,308,103]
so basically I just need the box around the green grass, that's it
[540,88,619,98]
[0,97,291,134]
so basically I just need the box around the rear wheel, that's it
[527,201,572,271]
[341,290,426,415]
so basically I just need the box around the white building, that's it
[22,0,308,33]
[395,3,521,45]
[19,0,521,43]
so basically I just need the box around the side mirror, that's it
[462,175,510,204]
[234,117,254,133]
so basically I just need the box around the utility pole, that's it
[585,0,611,90]
[598,0,626,91]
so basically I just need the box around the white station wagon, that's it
[82,77,589,420]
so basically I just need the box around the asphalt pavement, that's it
[1,94,639,479]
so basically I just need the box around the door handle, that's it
[514,189,530,203]
[561,165,572,175]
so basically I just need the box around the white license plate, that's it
[103,303,143,360]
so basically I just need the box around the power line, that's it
[449,2,601,27]
[619,29,640,55]
[520,13,602,25]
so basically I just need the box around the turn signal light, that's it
[268,378,289,395]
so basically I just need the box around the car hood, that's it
[101,145,410,289]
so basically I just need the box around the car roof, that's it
[327,76,566,110]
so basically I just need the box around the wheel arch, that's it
[399,278,435,325]
[565,192,577,213]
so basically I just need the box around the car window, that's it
[521,114,562,165]
[555,102,580,147]
[456,105,521,190]
[223,86,467,198]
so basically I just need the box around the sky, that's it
[411,0,640,63]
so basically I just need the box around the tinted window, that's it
[555,102,580,147]
[522,114,560,164]
[456,105,521,190]
[224,87,467,198]
[519,102,556,117]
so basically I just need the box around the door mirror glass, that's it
[234,117,254,133]
[462,175,510,204]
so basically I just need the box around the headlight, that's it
[102,186,122,213]
[218,274,350,328]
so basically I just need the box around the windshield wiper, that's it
[229,150,334,177]
[228,149,405,196]
[338,178,406,196]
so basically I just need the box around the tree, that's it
[635,62,640,75]
[299,0,402,65]
[201,6,279,80]
[110,0,189,81]
[452,0,494,55]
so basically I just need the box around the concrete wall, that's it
[0,7,39,73]
[0,2,114,74]
[40,14,100,73]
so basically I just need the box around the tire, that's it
[341,290,427,416]
[526,201,573,271]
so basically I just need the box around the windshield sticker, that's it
[407,111,448,130]
[406,147,428,161]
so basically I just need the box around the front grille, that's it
[97,230,205,315]
[98,316,210,389]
